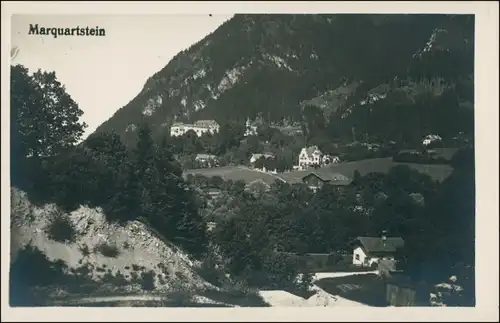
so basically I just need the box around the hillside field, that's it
[183,158,455,185]
[183,166,285,185]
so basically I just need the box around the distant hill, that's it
[93,14,474,147]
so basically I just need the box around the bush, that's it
[94,242,120,258]
[10,244,69,306]
[296,265,315,293]
[195,256,229,287]
[45,212,77,244]
[11,244,69,287]
[141,270,155,291]
[78,244,91,257]
[252,251,300,289]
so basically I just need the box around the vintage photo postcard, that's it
[2,1,498,322]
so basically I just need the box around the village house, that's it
[322,154,340,165]
[205,187,222,199]
[244,118,259,137]
[298,145,323,169]
[207,221,217,232]
[351,235,405,268]
[170,119,220,137]
[249,152,275,164]
[422,134,443,146]
[195,154,219,167]
[301,171,352,192]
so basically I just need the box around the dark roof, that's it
[355,236,404,254]
[302,171,353,186]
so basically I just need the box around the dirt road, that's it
[49,271,379,307]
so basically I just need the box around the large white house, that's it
[298,146,323,169]
[170,120,220,137]
[244,118,259,137]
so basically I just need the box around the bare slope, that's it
[10,188,211,294]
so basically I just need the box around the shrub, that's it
[94,242,120,258]
[141,270,155,291]
[297,265,315,293]
[11,244,69,288]
[195,256,228,287]
[238,251,300,290]
[10,244,69,306]
[78,244,91,257]
[45,212,77,244]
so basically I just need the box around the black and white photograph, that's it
[2,1,498,321]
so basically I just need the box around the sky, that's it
[10,14,233,138]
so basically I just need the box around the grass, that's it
[279,157,454,184]
[315,273,387,307]
[183,157,454,188]
[184,166,283,185]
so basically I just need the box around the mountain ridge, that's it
[93,14,474,147]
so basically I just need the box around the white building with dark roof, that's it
[170,120,220,137]
[298,146,323,169]
[351,235,405,268]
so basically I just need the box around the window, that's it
[355,254,360,261]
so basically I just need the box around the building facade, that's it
[170,120,220,137]
[351,236,405,268]
[298,146,323,169]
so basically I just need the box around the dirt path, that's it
[49,271,379,307]
[51,294,232,307]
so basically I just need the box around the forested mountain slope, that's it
[94,14,474,147]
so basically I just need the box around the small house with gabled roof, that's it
[301,171,352,191]
[351,235,405,268]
